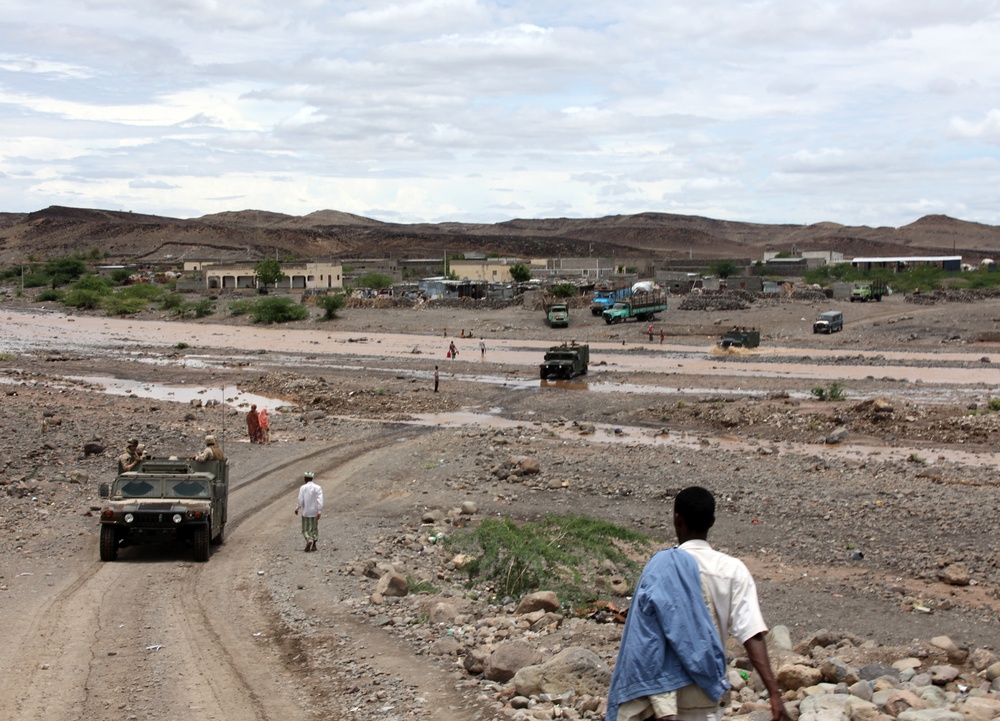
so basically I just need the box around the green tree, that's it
[549,282,577,298]
[316,293,347,320]
[710,259,739,279]
[356,272,394,289]
[44,257,88,287]
[508,262,532,283]
[254,258,286,291]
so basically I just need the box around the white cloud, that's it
[0,0,999,226]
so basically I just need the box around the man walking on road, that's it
[434,365,440,393]
[294,472,324,552]
[607,486,789,721]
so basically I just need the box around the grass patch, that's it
[406,576,440,595]
[811,381,846,401]
[448,513,650,608]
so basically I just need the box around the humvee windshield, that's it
[113,477,211,498]
[166,479,210,498]
[116,478,160,498]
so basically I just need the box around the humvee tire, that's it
[100,525,118,562]
[193,525,210,562]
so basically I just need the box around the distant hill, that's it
[1,205,997,265]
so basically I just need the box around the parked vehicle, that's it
[98,457,229,562]
[719,327,760,349]
[813,310,844,334]
[602,292,669,324]
[545,302,569,328]
[850,280,887,302]
[590,286,632,316]
[539,343,589,379]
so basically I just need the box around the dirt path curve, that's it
[0,428,488,721]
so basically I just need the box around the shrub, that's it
[190,299,214,318]
[44,257,88,286]
[549,283,577,298]
[811,381,846,401]
[71,274,112,293]
[228,300,255,316]
[62,289,104,309]
[448,514,650,607]
[250,296,309,324]
[35,289,64,302]
[110,268,132,285]
[315,293,346,320]
[160,293,186,311]
[989,397,1000,412]
[101,295,147,316]
[118,283,165,301]
[22,272,51,288]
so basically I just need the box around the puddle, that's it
[69,376,288,409]
[408,412,1000,469]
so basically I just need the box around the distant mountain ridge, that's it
[1,205,997,265]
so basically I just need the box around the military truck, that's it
[719,328,760,349]
[544,302,569,328]
[602,292,669,324]
[98,457,229,562]
[850,280,887,302]
[539,342,589,380]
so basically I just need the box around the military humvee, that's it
[539,342,590,380]
[98,457,229,562]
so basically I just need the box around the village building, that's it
[203,260,343,291]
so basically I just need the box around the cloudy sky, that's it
[2,1,999,227]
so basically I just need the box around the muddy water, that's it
[4,309,1000,391]
[408,411,1000,470]
[3,307,999,467]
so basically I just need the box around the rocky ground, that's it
[2,289,1000,721]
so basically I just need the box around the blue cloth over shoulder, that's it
[606,547,729,721]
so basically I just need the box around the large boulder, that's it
[798,693,879,721]
[515,591,560,614]
[374,571,409,597]
[483,641,543,683]
[512,647,611,697]
[777,664,823,691]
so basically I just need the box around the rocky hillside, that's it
[1,205,999,265]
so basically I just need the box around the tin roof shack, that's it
[418,278,488,300]
[850,256,962,273]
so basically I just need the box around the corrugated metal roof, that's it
[851,256,962,263]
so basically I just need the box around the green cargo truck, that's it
[850,280,887,302]
[545,302,569,328]
[602,292,669,324]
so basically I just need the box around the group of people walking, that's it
[245,404,270,444]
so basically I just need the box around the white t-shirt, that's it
[678,539,768,644]
[297,481,324,517]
